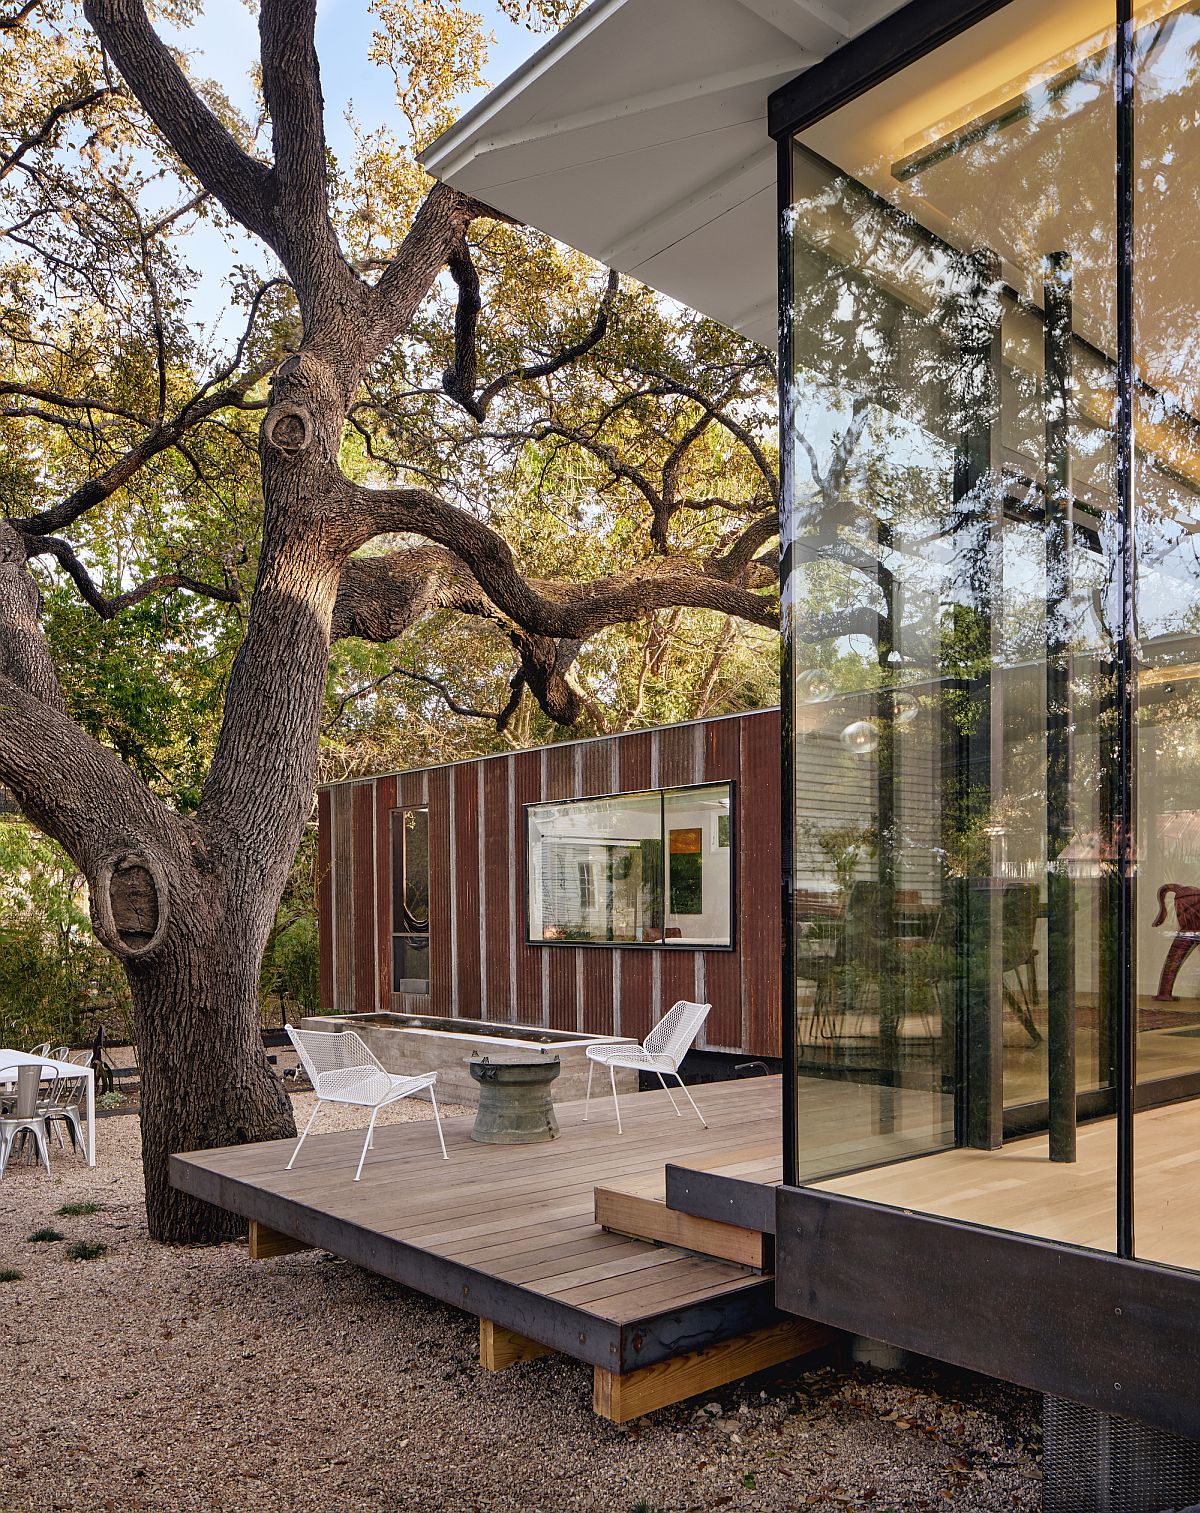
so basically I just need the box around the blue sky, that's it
[163,0,544,333]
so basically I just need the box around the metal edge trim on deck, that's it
[170,1152,624,1368]
[664,1162,778,1235]
[618,1281,787,1373]
[774,1184,1200,1442]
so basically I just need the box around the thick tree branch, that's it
[442,261,619,422]
[331,546,493,642]
[257,0,364,328]
[334,497,778,642]
[366,183,499,365]
[0,665,187,876]
[83,0,278,251]
[0,520,64,710]
[0,0,41,27]
[27,535,242,619]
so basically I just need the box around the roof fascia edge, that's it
[421,0,632,181]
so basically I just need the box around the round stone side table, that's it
[467,1051,561,1144]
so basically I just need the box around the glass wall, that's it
[1133,3,1200,1271]
[783,0,1200,1265]
[526,785,732,946]
[391,807,430,992]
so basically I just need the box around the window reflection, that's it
[787,0,1121,1221]
[526,785,733,947]
[786,0,1200,1265]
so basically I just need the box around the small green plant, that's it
[28,1227,64,1242]
[66,1239,107,1261]
[56,1200,102,1217]
[97,1089,125,1109]
[0,1267,22,1282]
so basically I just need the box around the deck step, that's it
[594,1172,767,1269]
[593,1319,834,1423]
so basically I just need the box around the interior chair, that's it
[584,1000,711,1134]
[285,1026,447,1180]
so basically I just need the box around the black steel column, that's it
[778,131,799,1191]
[876,523,898,1136]
[1113,0,1138,1259]
[1044,251,1077,1163]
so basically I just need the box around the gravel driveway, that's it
[0,1096,1043,1512]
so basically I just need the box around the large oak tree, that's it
[0,0,779,1240]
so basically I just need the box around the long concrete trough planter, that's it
[299,1012,638,1106]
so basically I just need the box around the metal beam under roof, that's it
[421,0,906,350]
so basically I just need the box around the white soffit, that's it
[421,0,907,350]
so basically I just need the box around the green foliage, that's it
[261,828,322,1021]
[27,1227,64,1242]
[42,592,234,811]
[56,1201,103,1217]
[66,1240,108,1261]
[0,1268,23,1283]
[0,819,131,1050]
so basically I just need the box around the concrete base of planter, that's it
[300,1012,638,1107]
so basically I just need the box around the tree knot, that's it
[263,405,312,456]
[90,849,170,960]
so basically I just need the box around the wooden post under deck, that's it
[479,1319,551,1370]
[248,1220,313,1260]
[593,1319,834,1423]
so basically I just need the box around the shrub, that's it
[0,1267,22,1282]
[28,1227,64,1242]
[56,1201,102,1217]
[66,1240,107,1261]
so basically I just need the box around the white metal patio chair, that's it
[0,1064,56,1177]
[41,1055,89,1156]
[285,1026,447,1180]
[584,1000,711,1134]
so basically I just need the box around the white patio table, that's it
[0,1050,96,1166]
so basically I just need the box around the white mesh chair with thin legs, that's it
[285,1026,447,1180]
[584,1000,711,1134]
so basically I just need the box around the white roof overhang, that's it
[421,0,907,350]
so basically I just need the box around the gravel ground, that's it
[0,1095,1043,1513]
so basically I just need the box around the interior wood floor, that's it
[658,1081,1200,1274]
[813,1098,1200,1269]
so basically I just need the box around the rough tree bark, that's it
[0,0,778,1242]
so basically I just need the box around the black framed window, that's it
[776,0,1200,1271]
[390,807,429,992]
[525,783,733,947]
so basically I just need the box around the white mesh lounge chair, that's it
[285,1026,447,1179]
[584,1000,711,1134]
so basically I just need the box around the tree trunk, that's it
[129,909,297,1243]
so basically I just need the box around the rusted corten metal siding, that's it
[317,707,782,1057]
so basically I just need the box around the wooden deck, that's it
[171,1076,828,1415]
